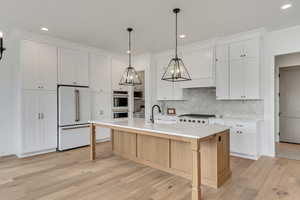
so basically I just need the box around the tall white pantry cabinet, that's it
[18,40,58,157]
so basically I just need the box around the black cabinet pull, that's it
[218,136,222,142]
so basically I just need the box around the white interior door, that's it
[280,67,300,144]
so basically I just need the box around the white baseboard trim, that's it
[17,148,57,158]
[96,137,111,143]
[230,152,259,160]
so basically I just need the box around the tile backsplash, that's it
[160,88,264,117]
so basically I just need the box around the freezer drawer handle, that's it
[62,125,90,131]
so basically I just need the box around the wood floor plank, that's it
[0,142,300,200]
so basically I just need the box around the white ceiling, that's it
[0,0,299,54]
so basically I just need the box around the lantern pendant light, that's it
[161,8,191,82]
[119,28,142,86]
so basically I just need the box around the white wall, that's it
[133,53,156,121]
[0,27,15,156]
[263,25,300,156]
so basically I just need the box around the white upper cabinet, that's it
[216,44,229,62]
[229,38,260,60]
[58,48,89,86]
[111,59,127,91]
[215,44,230,99]
[229,38,261,100]
[180,46,215,88]
[89,53,111,93]
[156,54,184,100]
[229,59,245,99]
[244,58,260,99]
[243,38,260,58]
[21,40,57,90]
[229,42,244,60]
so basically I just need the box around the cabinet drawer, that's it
[59,126,90,150]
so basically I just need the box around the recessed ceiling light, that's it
[179,34,186,39]
[40,27,49,31]
[281,3,292,10]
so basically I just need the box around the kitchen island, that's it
[90,119,231,200]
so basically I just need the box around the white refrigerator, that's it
[58,86,91,151]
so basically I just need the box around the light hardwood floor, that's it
[276,142,300,160]
[1,142,300,200]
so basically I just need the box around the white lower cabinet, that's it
[210,118,261,160]
[20,90,57,157]
[91,91,111,141]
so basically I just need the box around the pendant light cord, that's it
[175,11,178,59]
[128,28,132,67]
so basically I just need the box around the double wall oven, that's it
[112,91,128,119]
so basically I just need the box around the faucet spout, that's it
[150,105,162,123]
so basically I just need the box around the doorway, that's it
[276,53,300,160]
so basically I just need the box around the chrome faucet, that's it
[150,104,162,123]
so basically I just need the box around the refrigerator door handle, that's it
[75,89,80,122]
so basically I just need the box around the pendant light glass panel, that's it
[119,66,141,86]
[161,8,191,82]
[119,28,141,86]
[161,57,191,82]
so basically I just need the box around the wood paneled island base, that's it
[90,120,231,200]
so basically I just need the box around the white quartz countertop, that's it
[90,118,229,140]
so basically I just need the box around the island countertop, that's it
[90,118,229,140]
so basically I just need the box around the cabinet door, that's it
[89,54,111,92]
[230,60,244,99]
[59,48,89,86]
[22,91,40,153]
[229,41,244,60]
[111,59,127,91]
[59,48,77,85]
[91,91,111,140]
[216,44,229,62]
[75,52,89,86]
[21,40,39,90]
[182,48,213,79]
[243,38,260,59]
[39,91,57,150]
[38,43,57,90]
[180,47,215,88]
[216,61,229,99]
[244,58,260,99]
